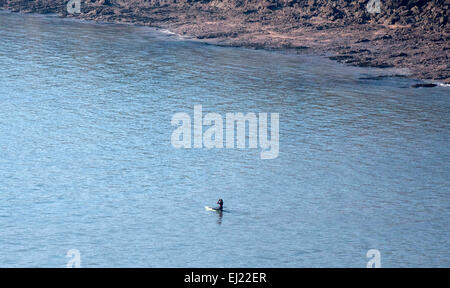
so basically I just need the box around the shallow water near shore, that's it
[0,10,449,267]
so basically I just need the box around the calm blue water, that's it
[0,10,449,267]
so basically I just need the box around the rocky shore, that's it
[1,0,448,83]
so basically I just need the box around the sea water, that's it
[0,10,449,267]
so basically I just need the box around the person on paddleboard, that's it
[217,199,223,211]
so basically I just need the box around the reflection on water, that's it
[0,11,449,267]
[217,211,223,226]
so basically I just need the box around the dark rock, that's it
[374,34,393,40]
[373,63,394,68]
[390,52,408,58]
[411,83,438,88]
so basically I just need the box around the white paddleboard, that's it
[205,206,216,211]
[205,206,224,212]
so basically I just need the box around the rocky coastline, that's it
[1,0,448,83]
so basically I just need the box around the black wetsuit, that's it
[217,200,223,211]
